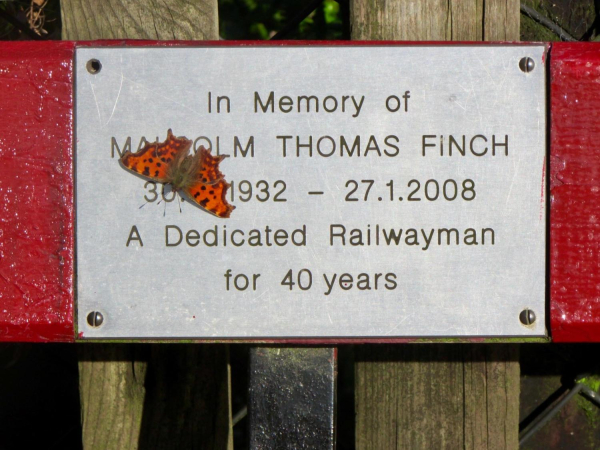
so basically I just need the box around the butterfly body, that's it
[120,129,235,218]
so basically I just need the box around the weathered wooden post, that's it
[350,1,521,448]
[6,2,584,448]
[61,2,232,448]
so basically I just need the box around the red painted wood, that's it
[3,39,598,342]
[550,43,600,342]
[0,41,75,342]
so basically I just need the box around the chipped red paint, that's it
[0,41,75,342]
[550,43,600,342]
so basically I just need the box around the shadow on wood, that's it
[79,344,232,450]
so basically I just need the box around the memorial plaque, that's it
[75,45,547,339]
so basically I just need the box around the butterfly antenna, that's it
[177,194,183,214]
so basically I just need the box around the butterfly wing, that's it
[196,147,227,185]
[183,146,235,218]
[184,179,235,218]
[120,129,191,182]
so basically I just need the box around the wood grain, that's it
[79,345,232,449]
[350,0,519,41]
[61,0,218,40]
[350,1,521,448]
[78,343,232,449]
[63,2,232,448]
[78,345,147,450]
[484,0,520,41]
[355,345,520,449]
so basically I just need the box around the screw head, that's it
[86,59,102,74]
[519,309,536,326]
[87,311,104,328]
[519,57,535,73]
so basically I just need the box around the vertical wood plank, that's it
[78,345,147,450]
[484,0,520,41]
[61,0,218,40]
[138,345,232,449]
[350,0,451,40]
[350,1,521,448]
[63,1,231,448]
[355,345,520,449]
[355,345,463,449]
[350,0,519,41]
[450,0,484,41]
[463,345,520,449]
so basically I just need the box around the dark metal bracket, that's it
[249,347,337,449]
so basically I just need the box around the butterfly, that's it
[120,129,235,218]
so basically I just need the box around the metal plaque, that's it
[75,45,547,339]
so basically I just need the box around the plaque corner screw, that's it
[519,308,536,326]
[87,311,104,328]
[519,57,535,73]
[86,58,102,74]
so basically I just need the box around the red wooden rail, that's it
[0,40,596,342]
[0,42,74,342]
[550,43,600,342]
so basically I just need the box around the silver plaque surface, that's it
[75,45,547,339]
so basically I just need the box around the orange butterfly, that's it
[120,129,235,218]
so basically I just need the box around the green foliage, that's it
[520,14,561,42]
[576,376,600,448]
[219,0,343,40]
[579,376,600,393]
